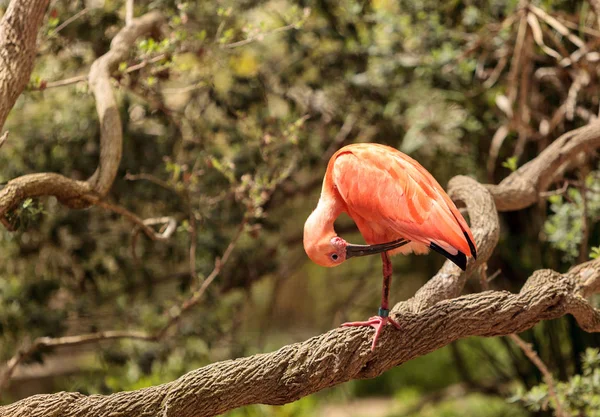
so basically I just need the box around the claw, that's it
[342,315,400,351]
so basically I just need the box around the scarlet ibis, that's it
[303,143,477,351]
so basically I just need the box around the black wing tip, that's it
[464,232,477,260]
[430,242,467,271]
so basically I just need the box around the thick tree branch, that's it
[1,257,598,417]
[86,11,163,197]
[0,0,49,130]
[2,121,600,416]
[488,120,600,211]
[0,11,165,220]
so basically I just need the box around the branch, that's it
[0,12,165,217]
[126,0,134,25]
[93,198,176,241]
[48,8,89,39]
[488,120,600,210]
[0,0,50,130]
[2,257,599,417]
[0,130,8,149]
[31,53,170,91]
[591,0,600,30]
[508,334,567,417]
[86,10,163,197]
[0,331,154,393]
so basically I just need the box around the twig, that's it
[483,53,508,89]
[487,125,510,179]
[0,221,244,393]
[0,330,153,393]
[42,75,88,89]
[508,334,567,417]
[90,198,176,241]
[125,171,197,276]
[124,53,168,73]
[528,4,586,49]
[566,70,590,121]
[130,215,177,262]
[154,220,246,340]
[527,12,562,60]
[540,24,571,60]
[140,216,177,239]
[30,54,169,91]
[48,8,89,39]
[579,170,591,263]
[323,113,356,161]
[514,27,533,160]
[487,269,502,284]
[507,12,528,105]
[479,264,502,290]
[221,9,310,49]
[125,172,176,193]
[539,180,569,198]
[554,12,600,36]
[126,0,134,25]
[222,23,297,49]
[0,130,8,149]
[576,106,598,122]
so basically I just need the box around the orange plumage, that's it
[303,143,477,350]
[330,143,475,257]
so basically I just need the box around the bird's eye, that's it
[330,253,339,261]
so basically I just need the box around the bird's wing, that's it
[331,144,474,256]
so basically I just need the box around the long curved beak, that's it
[345,238,409,259]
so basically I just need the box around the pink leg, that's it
[342,252,400,351]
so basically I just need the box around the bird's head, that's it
[303,198,409,268]
[304,215,410,267]
[304,235,349,268]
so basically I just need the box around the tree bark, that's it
[0,257,598,417]
[0,0,49,131]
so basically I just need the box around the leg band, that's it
[378,307,389,318]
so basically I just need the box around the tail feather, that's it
[429,242,467,271]
[464,232,477,260]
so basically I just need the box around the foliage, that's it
[544,172,600,261]
[502,156,518,173]
[0,0,599,415]
[510,348,600,416]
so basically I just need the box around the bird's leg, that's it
[342,252,400,351]
[380,251,401,329]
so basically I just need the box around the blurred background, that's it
[1,0,600,416]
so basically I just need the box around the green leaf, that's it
[502,156,518,172]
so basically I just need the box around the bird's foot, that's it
[342,312,400,351]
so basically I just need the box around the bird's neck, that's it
[304,194,344,248]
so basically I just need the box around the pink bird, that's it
[304,143,477,351]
